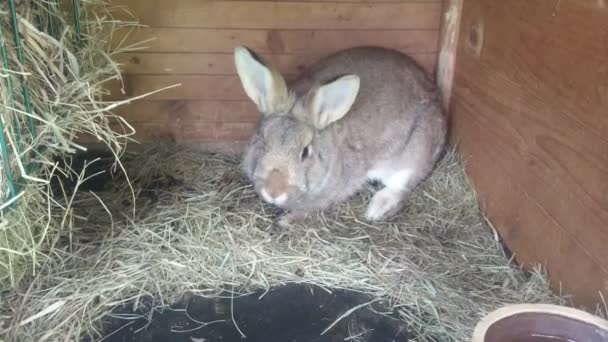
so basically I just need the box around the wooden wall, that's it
[107,0,443,144]
[449,0,608,307]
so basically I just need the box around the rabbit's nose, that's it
[261,169,289,205]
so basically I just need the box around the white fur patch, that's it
[367,168,414,190]
[274,193,288,205]
[384,169,414,190]
[366,168,388,182]
[366,188,402,221]
[261,188,288,205]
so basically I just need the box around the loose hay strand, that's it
[321,299,381,335]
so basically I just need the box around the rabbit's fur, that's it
[234,46,447,227]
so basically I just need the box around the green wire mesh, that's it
[8,0,36,142]
[0,0,83,209]
[72,0,82,44]
[0,15,20,202]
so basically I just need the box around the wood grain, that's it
[108,0,442,144]
[115,100,258,123]
[437,0,463,110]
[112,121,256,142]
[450,0,608,307]
[112,28,439,54]
[110,0,442,29]
[107,49,437,100]
[106,75,263,101]
[115,52,437,75]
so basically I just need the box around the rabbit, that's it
[234,46,447,227]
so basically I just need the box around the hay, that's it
[0,0,149,302]
[3,144,563,342]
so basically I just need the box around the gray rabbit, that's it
[234,46,447,227]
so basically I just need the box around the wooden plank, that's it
[436,0,463,110]
[114,100,258,123]
[111,28,440,54]
[115,52,437,75]
[450,0,608,307]
[106,50,437,100]
[106,0,444,143]
[476,1,608,138]
[112,121,256,142]
[451,104,608,306]
[105,75,260,101]
[78,133,249,154]
[110,0,442,29]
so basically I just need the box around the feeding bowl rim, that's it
[471,303,608,342]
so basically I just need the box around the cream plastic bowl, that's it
[472,304,608,342]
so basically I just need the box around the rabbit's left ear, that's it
[306,75,360,130]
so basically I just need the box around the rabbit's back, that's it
[291,47,437,99]
[290,47,444,166]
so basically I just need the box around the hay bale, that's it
[0,0,141,291]
[2,144,562,342]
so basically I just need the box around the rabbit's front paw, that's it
[365,188,405,221]
[274,211,305,229]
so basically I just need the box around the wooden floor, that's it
[107,0,443,143]
[449,0,608,307]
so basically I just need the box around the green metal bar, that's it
[0,116,18,202]
[46,0,56,38]
[0,9,23,195]
[55,0,64,38]
[72,0,82,45]
[0,13,24,171]
[8,0,36,142]
[0,22,19,203]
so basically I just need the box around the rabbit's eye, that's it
[301,145,311,161]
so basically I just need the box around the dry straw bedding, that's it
[4,144,561,342]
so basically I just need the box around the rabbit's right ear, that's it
[234,46,290,114]
[306,75,360,130]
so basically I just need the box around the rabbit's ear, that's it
[307,75,360,129]
[234,46,290,114]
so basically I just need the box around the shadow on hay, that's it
[49,149,189,208]
[97,283,409,342]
